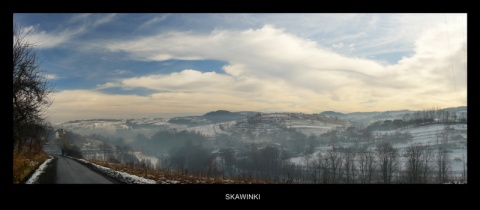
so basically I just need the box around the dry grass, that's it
[13,149,48,184]
[88,159,275,184]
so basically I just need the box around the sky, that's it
[13,13,467,123]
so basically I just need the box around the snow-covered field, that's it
[378,124,467,175]
[185,124,218,138]
[287,123,467,180]
[54,113,348,142]
[55,118,187,140]
[185,121,236,138]
[288,125,341,136]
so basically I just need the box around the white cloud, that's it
[51,14,467,121]
[121,70,234,91]
[331,42,344,49]
[108,19,465,103]
[320,14,465,60]
[95,82,119,90]
[21,25,84,49]
[348,44,355,51]
[68,13,92,23]
[21,14,117,49]
[92,14,117,27]
[138,15,169,29]
[113,69,131,75]
[44,74,59,80]
[106,25,386,82]
[48,89,281,123]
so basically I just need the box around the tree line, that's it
[187,142,463,184]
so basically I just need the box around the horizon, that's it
[52,105,467,124]
[14,13,467,124]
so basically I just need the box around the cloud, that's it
[44,74,59,80]
[47,89,285,123]
[20,25,84,49]
[105,19,465,104]
[316,14,464,61]
[67,13,92,23]
[21,14,117,49]
[48,14,467,122]
[97,69,269,96]
[331,42,344,49]
[121,70,234,91]
[104,25,388,92]
[138,15,169,30]
[95,82,119,90]
[92,14,117,27]
[113,69,131,75]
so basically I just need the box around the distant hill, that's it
[56,107,466,139]
[234,111,262,118]
[443,106,467,113]
[319,111,346,117]
[383,110,410,114]
[320,106,466,122]
[203,110,248,123]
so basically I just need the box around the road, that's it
[38,155,118,184]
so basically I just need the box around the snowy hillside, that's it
[50,108,467,184]
[54,111,348,141]
[55,118,187,140]
[288,123,467,180]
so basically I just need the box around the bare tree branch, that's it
[13,24,52,154]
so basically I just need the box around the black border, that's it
[6,2,475,206]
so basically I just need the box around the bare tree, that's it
[404,144,421,183]
[342,147,357,183]
[403,144,433,183]
[422,148,434,183]
[24,121,52,154]
[100,140,112,161]
[358,152,376,184]
[443,125,454,145]
[444,111,450,123]
[326,149,344,183]
[376,142,398,184]
[260,146,280,173]
[459,111,467,123]
[362,128,373,143]
[13,24,52,154]
[310,152,323,184]
[313,152,331,184]
[303,154,313,182]
[435,148,451,183]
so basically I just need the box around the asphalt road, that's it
[51,155,117,184]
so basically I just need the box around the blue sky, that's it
[14,13,467,123]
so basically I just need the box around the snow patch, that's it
[161,180,180,184]
[77,158,156,184]
[25,156,54,184]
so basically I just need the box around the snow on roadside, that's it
[76,158,156,184]
[25,156,54,184]
[162,180,180,184]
